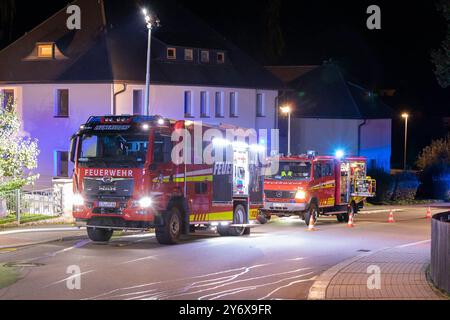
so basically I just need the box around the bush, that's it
[391,172,420,201]
[367,168,395,203]
[416,134,450,200]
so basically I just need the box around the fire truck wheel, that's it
[336,214,346,223]
[156,207,182,245]
[87,227,113,242]
[229,204,247,236]
[257,213,268,224]
[304,202,318,226]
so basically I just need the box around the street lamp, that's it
[401,113,409,171]
[142,8,160,116]
[281,105,291,156]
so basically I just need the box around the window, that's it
[314,162,322,179]
[167,47,176,60]
[184,49,193,61]
[200,50,209,63]
[184,91,193,117]
[37,44,54,58]
[217,52,225,63]
[322,161,334,177]
[256,93,265,117]
[55,89,69,117]
[215,92,224,117]
[153,133,172,163]
[133,90,143,115]
[230,92,238,117]
[1,89,14,109]
[55,151,69,177]
[195,182,208,194]
[200,91,209,117]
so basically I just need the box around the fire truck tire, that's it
[257,213,268,224]
[304,202,318,226]
[336,214,346,223]
[87,227,113,242]
[155,207,182,245]
[218,204,246,236]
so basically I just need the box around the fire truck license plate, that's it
[98,201,116,208]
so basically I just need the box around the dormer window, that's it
[23,42,67,61]
[217,52,225,63]
[200,50,209,63]
[167,47,176,60]
[184,49,193,61]
[38,44,54,58]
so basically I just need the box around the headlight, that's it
[295,190,306,200]
[72,193,84,206]
[138,197,152,208]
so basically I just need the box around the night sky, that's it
[0,0,449,168]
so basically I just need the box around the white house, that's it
[0,0,282,187]
[267,64,393,172]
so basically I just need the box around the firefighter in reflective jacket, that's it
[281,166,293,179]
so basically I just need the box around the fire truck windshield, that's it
[270,161,311,180]
[77,133,149,168]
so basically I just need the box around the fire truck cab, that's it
[69,115,264,245]
[260,152,376,225]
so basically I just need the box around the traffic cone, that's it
[347,212,355,228]
[425,207,432,219]
[307,215,317,231]
[388,209,395,223]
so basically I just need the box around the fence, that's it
[430,211,450,294]
[0,186,64,223]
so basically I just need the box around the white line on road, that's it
[395,239,431,248]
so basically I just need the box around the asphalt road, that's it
[0,205,445,300]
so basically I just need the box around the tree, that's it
[416,133,450,200]
[431,0,450,88]
[0,95,39,192]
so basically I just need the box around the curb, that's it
[0,234,87,250]
[307,250,378,300]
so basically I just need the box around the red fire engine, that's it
[69,115,264,244]
[260,151,376,225]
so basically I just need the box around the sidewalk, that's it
[0,226,86,249]
[309,241,448,300]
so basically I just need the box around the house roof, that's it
[266,65,318,83]
[288,63,394,119]
[0,0,282,90]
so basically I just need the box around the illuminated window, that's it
[184,49,193,61]
[215,92,224,117]
[200,91,209,117]
[167,47,176,60]
[37,44,54,58]
[217,52,225,63]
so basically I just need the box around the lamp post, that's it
[142,9,160,116]
[280,106,291,156]
[401,113,409,171]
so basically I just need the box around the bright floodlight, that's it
[401,113,409,118]
[142,8,147,15]
[157,118,165,125]
[335,149,344,159]
[280,106,291,114]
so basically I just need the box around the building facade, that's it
[0,0,281,187]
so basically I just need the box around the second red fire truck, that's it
[260,152,376,225]
[69,115,264,245]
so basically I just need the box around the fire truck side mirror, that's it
[69,135,78,163]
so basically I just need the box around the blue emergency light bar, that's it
[85,115,168,126]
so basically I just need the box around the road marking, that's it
[119,255,158,265]
[358,209,404,215]
[0,248,17,253]
[395,239,431,248]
